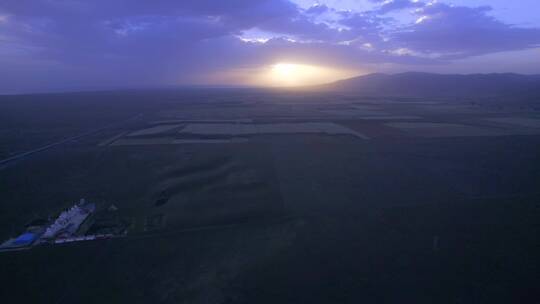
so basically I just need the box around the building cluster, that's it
[41,200,95,240]
[0,199,99,251]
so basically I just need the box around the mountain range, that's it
[316,72,540,98]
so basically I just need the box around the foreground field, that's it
[0,89,539,303]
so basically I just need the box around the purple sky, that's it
[1,0,539,93]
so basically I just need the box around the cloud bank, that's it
[0,0,539,93]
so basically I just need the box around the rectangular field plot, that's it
[178,122,369,139]
[385,122,508,138]
[171,138,249,144]
[127,124,183,137]
[319,109,388,116]
[110,138,248,146]
[484,117,540,128]
[152,119,254,124]
[357,115,422,120]
[110,137,175,146]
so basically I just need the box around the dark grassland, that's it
[0,89,539,303]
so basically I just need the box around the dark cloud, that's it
[305,4,330,15]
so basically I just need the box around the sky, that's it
[0,0,539,93]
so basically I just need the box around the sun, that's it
[270,63,319,86]
[258,62,357,87]
[272,63,301,79]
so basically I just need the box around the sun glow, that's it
[271,63,311,85]
[207,62,360,87]
[259,63,356,87]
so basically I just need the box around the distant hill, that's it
[316,72,540,98]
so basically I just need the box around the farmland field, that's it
[0,89,539,303]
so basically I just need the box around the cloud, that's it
[391,3,540,58]
[0,0,539,92]
[370,0,424,14]
[305,3,330,15]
